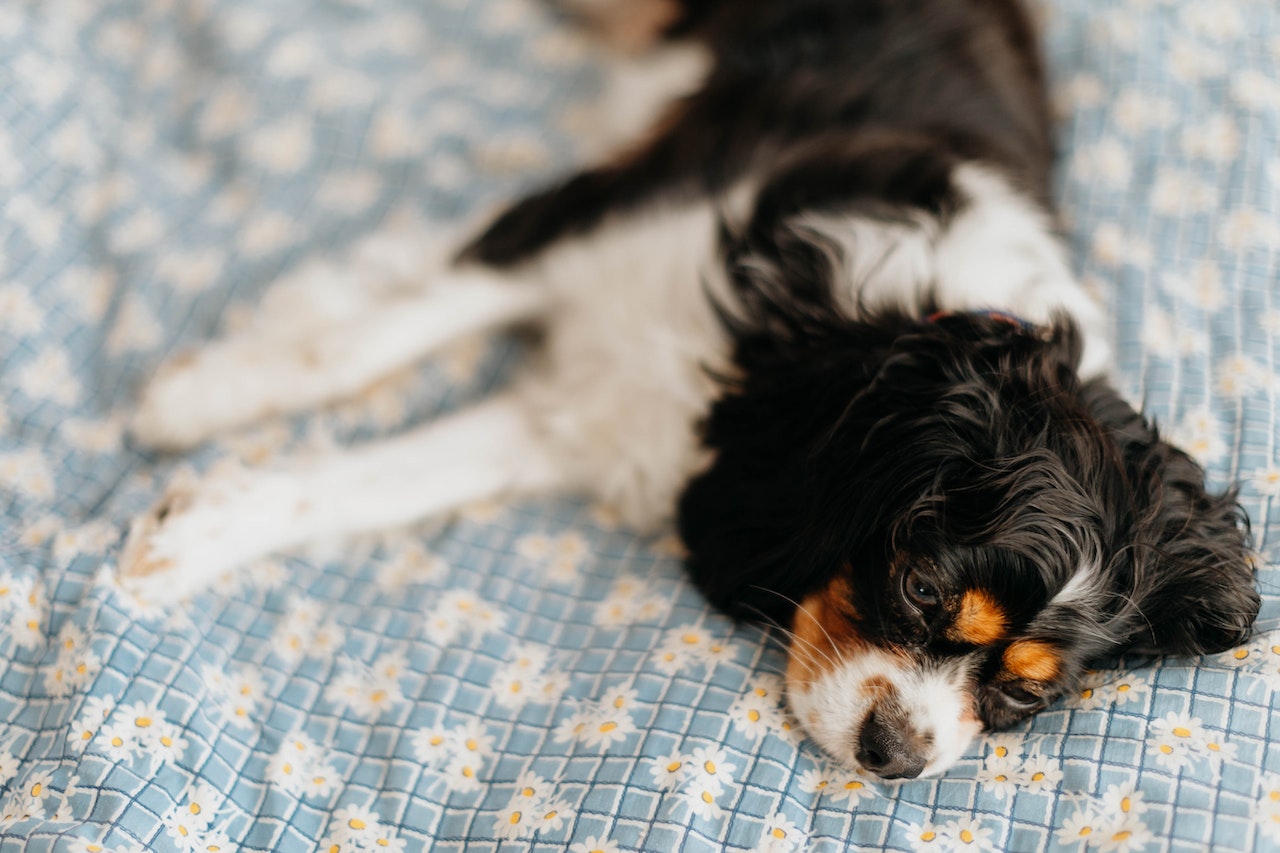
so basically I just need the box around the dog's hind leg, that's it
[130,266,550,451]
[119,393,568,603]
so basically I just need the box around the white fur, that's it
[788,648,983,778]
[808,163,1111,379]
[130,267,550,450]
[120,394,564,603]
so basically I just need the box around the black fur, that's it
[460,0,1053,267]
[459,0,1261,738]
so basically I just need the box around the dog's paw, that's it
[130,350,231,452]
[117,463,265,604]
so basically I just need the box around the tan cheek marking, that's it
[1003,640,1061,682]
[787,577,863,686]
[946,588,1008,646]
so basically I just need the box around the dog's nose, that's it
[856,709,927,780]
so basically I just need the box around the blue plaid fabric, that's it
[1,0,1278,850]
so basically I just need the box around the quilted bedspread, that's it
[2,0,1279,850]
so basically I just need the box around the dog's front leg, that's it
[130,270,549,451]
[119,394,568,604]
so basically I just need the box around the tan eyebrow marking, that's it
[1003,639,1061,682]
[946,588,1008,646]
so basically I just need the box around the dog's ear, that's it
[677,222,911,623]
[1081,382,1260,656]
[677,326,886,624]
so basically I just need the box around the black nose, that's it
[856,709,927,780]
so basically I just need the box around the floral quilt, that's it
[1,0,1278,850]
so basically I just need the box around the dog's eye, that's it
[903,567,939,610]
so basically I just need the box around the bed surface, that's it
[1,0,1279,850]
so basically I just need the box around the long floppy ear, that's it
[676,219,915,624]
[1082,382,1260,655]
[677,318,899,624]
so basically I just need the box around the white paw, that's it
[129,351,222,451]
[118,462,278,604]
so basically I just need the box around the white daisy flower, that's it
[570,837,622,853]
[756,813,806,853]
[798,766,835,796]
[689,746,736,796]
[1252,774,1280,841]
[905,821,946,851]
[413,727,452,764]
[1147,712,1209,770]
[825,772,876,807]
[681,777,725,821]
[1020,754,1063,793]
[533,798,574,833]
[329,804,384,845]
[983,733,1026,766]
[939,816,996,852]
[976,764,1019,800]
[648,751,688,792]
[1054,806,1102,847]
[443,755,483,794]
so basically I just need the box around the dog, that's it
[120,0,1261,779]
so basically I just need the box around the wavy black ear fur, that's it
[1082,383,1260,656]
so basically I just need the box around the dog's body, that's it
[122,0,1259,779]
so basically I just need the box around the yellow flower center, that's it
[704,761,717,774]
[1160,744,1173,754]
[510,811,522,825]
[772,827,787,840]
[921,831,936,842]
[748,710,760,722]
[960,829,975,843]
[845,781,863,791]
[994,747,1007,758]
[1173,727,1192,738]
[349,819,366,831]
[599,722,618,733]
[135,717,152,728]
[666,762,681,774]
[701,791,714,804]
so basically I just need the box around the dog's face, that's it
[679,310,1260,778]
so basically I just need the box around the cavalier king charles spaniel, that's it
[122,0,1260,778]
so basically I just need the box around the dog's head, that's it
[679,303,1259,778]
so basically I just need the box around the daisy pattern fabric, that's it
[1,0,1278,850]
